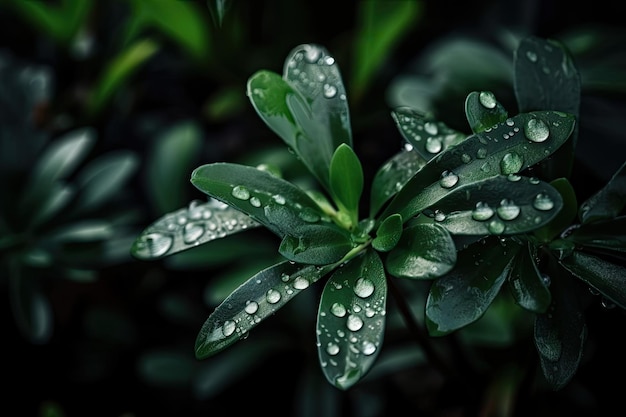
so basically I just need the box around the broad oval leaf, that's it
[317,249,387,390]
[372,213,402,252]
[425,237,517,336]
[329,143,363,225]
[427,175,564,236]
[247,43,352,192]
[508,242,551,313]
[559,250,626,309]
[369,146,425,217]
[195,261,332,359]
[579,161,626,224]
[386,223,456,279]
[380,110,575,224]
[391,107,466,161]
[191,163,330,238]
[131,199,260,260]
[464,90,508,134]
[534,271,586,390]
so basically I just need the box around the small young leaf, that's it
[380,110,575,224]
[579,161,626,224]
[508,242,551,313]
[372,213,402,252]
[317,248,387,390]
[131,199,260,260]
[385,223,456,279]
[195,261,333,359]
[425,237,517,336]
[464,91,508,133]
[391,107,466,161]
[534,271,586,390]
[329,143,363,226]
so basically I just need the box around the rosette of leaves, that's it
[0,51,139,344]
[132,41,575,390]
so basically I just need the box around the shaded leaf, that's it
[464,90,508,133]
[508,242,551,313]
[425,237,516,335]
[195,261,333,359]
[533,177,577,242]
[579,161,626,224]
[567,216,626,253]
[372,214,402,252]
[386,223,456,279]
[329,143,363,226]
[317,249,387,390]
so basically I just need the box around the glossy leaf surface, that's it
[317,249,387,390]
[425,238,516,335]
[329,143,363,226]
[195,261,333,359]
[464,90,508,133]
[508,242,551,313]
[372,214,402,252]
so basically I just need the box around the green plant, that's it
[131,35,625,396]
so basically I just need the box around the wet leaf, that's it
[533,177,577,242]
[534,271,586,390]
[386,223,456,279]
[317,249,387,390]
[195,261,333,359]
[559,250,626,309]
[464,90,508,133]
[372,213,402,252]
[567,216,626,253]
[380,110,575,224]
[427,175,564,236]
[579,161,626,224]
[329,143,363,226]
[131,199,260,260]
[508,242,551,313]
[425,237,516,335]
[369,146,425,217]
[391,107,466,161]
[247,43,352,192]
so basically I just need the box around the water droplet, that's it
[542,274,551,287]
[362,341,376,356]
[326,343,340,356]
[266,289,281,304]
[533,193,555,211]
[298,207,320,223]
[488,219,505,234]
[439,170,459,188]
[183,222,205,243]
[354,278,375,298]
[434,210,446,222]
[222,320,236,337]
[323,83,337,98]
[232,185,250,200]
[245,300,259,314]
[331,302,347,317]
[249,196,261,207]
[500,152,523,175]
[472,202,494,221]
[272,194,286,205]
[425,137,442,153]
[293,276,309,289]
[497,199,521,220]
[526,50,538,62]
[303,44,322,63]
[143,232,173,257]
[479,91,497,109]
[461,153,472,163]
[424,122,438,135]
[476,147,487,159]
[346,315,363,331]
[507,174,522,182]
[524,118,550,142]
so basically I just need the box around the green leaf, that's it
[559,250,626,309]
[567,216,626,253]
[131,199,260,260]
[514,36,581,180]
[369,146,425,217]
[88,38,160,116]
[391,107,466,161]
[195,260,333,359]
[351,0,422,102]
[372,214,402,252]
[533,178,577,242]
[425,237,516,335]
[329,143,363,226]
[534,271,586,390]
[508,242,551,313]
[427,175,564,236]
[464,91,508,133]
[379,110,575,223]
[247,43,352,192]
[147,120,203,213]
[191,163,328,237]
[579,161,626,224]
[317,249,387,390]
[206,0,232,27]
[386,223,456,279]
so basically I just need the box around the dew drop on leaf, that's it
[182,222,205,244]
[439,170,459,188]
[425,137,442,153]
[331,302,347,317]
[524,118,550,142]
[354,278,375,298]
[326,343,340,356]
[231,185,250,200]
[472,202,495,221]
[266,289,281,304]
[500,152,524,175]
[488,219,505,234]
[244,301,259,314]
[222,320,236,337]
[362,341,377,356]
[479,91,497,109]
[139,232,174,257]
[533,192,555,211]
[346,314,363,331]
[496,199,521,220]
